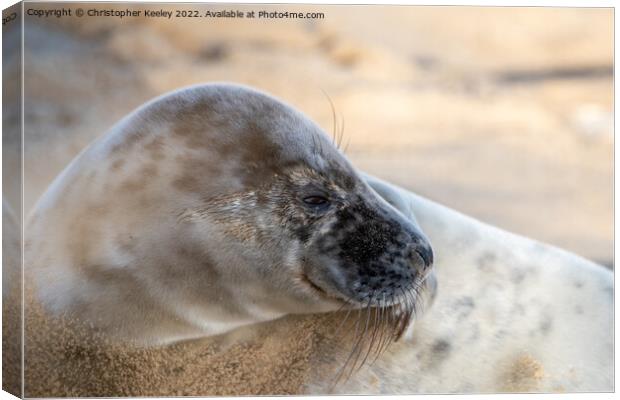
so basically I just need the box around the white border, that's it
[0,1,616,400]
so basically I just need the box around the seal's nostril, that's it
[415,245,434,268]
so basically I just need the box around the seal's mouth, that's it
[300,267,433,312]
[300,272,351,305]
[300,272,328,295]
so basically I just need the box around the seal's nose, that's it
[415,243,434,268]
[410,240,434,276]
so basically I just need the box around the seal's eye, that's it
[303,195,330,208]
[300,184,331,212]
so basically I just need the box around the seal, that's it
[26,83,437,346]
[17,86,611,394]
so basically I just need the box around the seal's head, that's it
[28,83,435,344]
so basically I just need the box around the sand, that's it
[6,273,403,396]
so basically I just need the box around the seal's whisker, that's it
[338,114,344,149]
[394,288,414,341]
[373,298,385,349]
[377,297,398,358]
[406,288,418,330]
[377,314,394,358]
[332,107,339,150]
[374,313,387,361]
[350,299,371,376]
[335,301,349,313]
[321,88,339,148]
[357,302,382,372]
[408,280,425,321]
[405,285,416,309]
[347,294,375,379]
[371,304,382,352]
[401,288,413,334]
[333,302,355,337]
[374,294,391,360]
[353,305,363,339]
[390,292,404,342]
[338,115,347,152]
[333,296,373,386]
[373,311,391,363]
[372,295,390,357]
[331,307,362,386]
[357,294,379,370]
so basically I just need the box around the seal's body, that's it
[26,83,435,345]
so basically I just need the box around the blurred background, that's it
[9,4,613,266]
